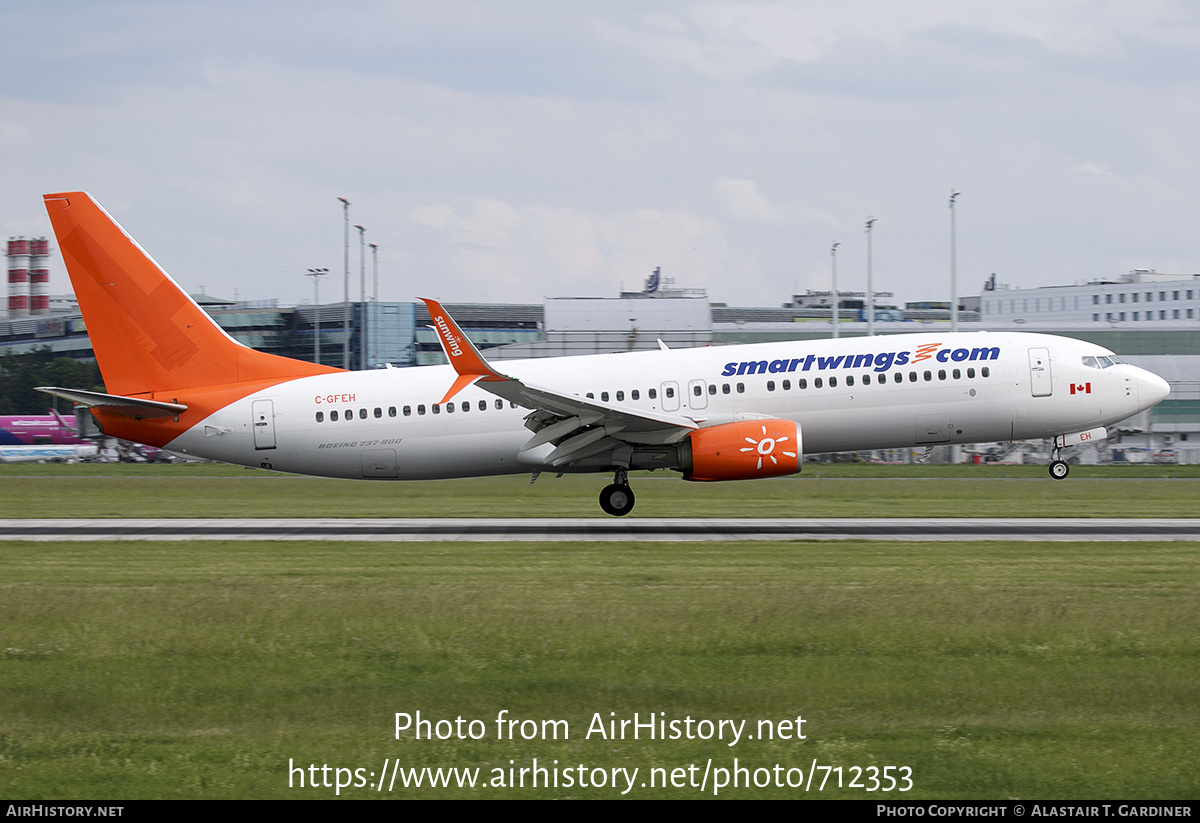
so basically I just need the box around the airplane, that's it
[0,409,84,446]
[0,443,98,464]
[36,191,1171,515]
[0,408,99,462]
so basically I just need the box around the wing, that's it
[420,298,697,467]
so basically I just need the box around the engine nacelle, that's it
[680,418,802,482]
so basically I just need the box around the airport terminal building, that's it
[3,268,1197,464]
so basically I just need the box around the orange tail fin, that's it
[43,192,340,398]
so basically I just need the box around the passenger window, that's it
[708,384,716,395]
[829,377,837,388]
[694,384,703,396]
[767,381,775,392]
[799,379,807,389]
[981,367,990,378]
[418,405,426,415]
[782,380,791,390]
[316,411,324,422]
[461,402,469,412]
[938,370,946,380]
[586,392,594,399]
[952,369,960,379]
[601,392,609,402]
[909,372,917,382]
[359,408,368,419]
[345,408,352,419]
[374,407,382,418]
[447,403,455,413]
[403,406,411,416]
[722,384,731,395]
[666,387,675,398]
[967,368,975,379]
[736,383,745,393]
[495,400,503,409]
[479,400,487,411]
[632,389,640,400]
[432,404,440,415]
[846,376,854,387]
[389,406,397,417]
[862,374,870,385]
[649,388,657,400]
[923,371,932,382]
[616,391,625,401]
[331,410,339,421]
[815,378,823,388]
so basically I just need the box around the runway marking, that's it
[2,518,1199,542]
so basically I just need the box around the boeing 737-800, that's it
[37,191,1170,515]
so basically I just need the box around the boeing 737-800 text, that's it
[37,192,1170,515]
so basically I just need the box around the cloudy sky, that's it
[3,1,1199,309]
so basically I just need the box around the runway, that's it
[2,518,1199,542]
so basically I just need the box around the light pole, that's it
[306,267,328,365]
[370,242,379,368]
[948,190,961,467]
[338,196,350,369]
[356,224,366,371]
[949,189,960,333]
[830,241,840,339]
[865,217,876,337]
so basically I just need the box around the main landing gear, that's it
[599,469,636,516]
[1049,443,1070,480]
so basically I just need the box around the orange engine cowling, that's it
[682,419,802,482]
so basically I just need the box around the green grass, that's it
[2,539,1198,798]
[1,462,1199,518]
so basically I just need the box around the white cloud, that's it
[5,1,1200,308]
[404,198,741,301]
[409,203,457,229]
[715,177,779,222]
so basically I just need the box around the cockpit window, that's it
[1084,354,1125,369]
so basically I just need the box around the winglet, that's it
[420,298,510,404]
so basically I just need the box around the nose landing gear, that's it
[1049,444,1070,480]
[599,469,635,516]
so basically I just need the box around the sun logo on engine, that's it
[740,425,797,470]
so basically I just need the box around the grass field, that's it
[2,462,1200,518]
[2,535,1198,799]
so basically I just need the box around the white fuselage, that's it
[165,331,1167,480]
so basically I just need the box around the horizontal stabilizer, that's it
[36,387,188,419]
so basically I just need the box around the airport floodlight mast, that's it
[355,221,364,371]
[949,189,960,333]
[864,217,876,337]
[830,241,840,339]
[370,242,378,368]
[338,196,350,369]
[356,224,366,370]
[306,267,328,365]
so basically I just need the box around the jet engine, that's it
[679,418,801,481]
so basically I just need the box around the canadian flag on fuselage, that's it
[1070,383,1092,395]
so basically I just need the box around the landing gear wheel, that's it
[599,483,635,516]
[1049,460,1069,480]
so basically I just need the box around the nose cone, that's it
[1138,369,1170,409]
